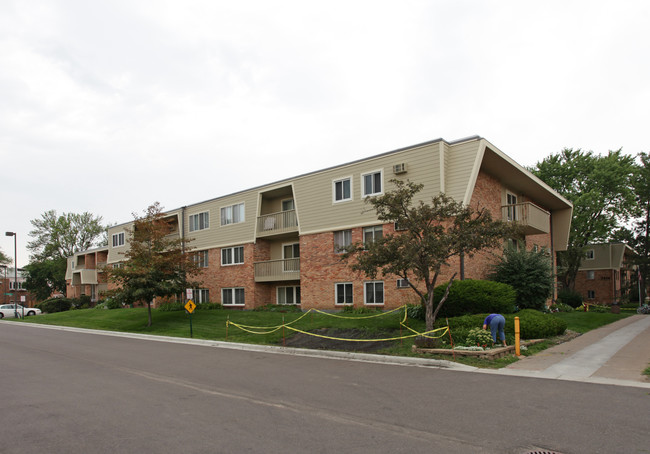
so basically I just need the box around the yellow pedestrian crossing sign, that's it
[184,300,196,313]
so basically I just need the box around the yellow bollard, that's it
[514,316,521,356]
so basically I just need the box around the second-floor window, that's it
[585,249,595,260]
[189,211,210,232]
[112,232,125,247]
[221,203,245,226]
[334,230,352,253]
[193,250,209,268]
[222,246,244,265]
[363,225,383,246]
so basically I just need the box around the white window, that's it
[192,289,210,303]
[221,203,245,226]
[333,177,352,202]
[112,232,125,247]
[278,286,301,305]
[364,281,384,305]
[113,263,124,269]
[335,283,353,305]
[221,246,244,266]
[189,211,210,232]
[222,287,245,306]
[363,225,383,246]
[193,250,209,268]
[362,170,383,197]
[71,260,75,270]
[334,230,352,253]
[587,270,595,280]
[587,290,595,299]
[396,279,409,289]
[585,249,595,260]
[282,199,295,211]
[9,281,23,290]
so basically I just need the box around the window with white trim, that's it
[221,246,244,266]
[189,211,210,232]
[192,289,210,303]
[9,281,23,290]
[585,249,595,260]
[333,177,352,202]
[335,283,353,305]
[282,199,295,211]
[222,287,245,306]
[334,230,352,253]
[587,290,595,299]
[221,203,245,226]
[364,281,384,305]
[112,232,125,247]
[587,270,595,280]
[193,250,209,268]
[396,279,409,289]
[277,286,300,305]
[363,225,383,246]
[362,170,383,197]
[506,192,518,221]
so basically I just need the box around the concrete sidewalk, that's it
[496,314,650,387]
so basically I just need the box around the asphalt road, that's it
[1,322,648,454]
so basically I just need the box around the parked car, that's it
[0,304,42,318]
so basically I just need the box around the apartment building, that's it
[66,136,573,309]
[0,267,37,307]
[574,243,637,304]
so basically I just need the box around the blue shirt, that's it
[483,314,500,326]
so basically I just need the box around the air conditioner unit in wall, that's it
[393,163,407,174]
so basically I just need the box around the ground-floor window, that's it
[192,288,210,303]
[587,290,595,299]
[364,281,384,305]
[222,288,245,306]
[278,286,300,305]
[335,283,353,305]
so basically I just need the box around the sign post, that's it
[184,299,196,338]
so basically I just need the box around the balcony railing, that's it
[257,210,298,237]
[501,202,550,235]
[254,258,300,282]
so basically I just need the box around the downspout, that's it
[550,212,556,303]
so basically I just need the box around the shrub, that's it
[490,248,554,310]
[433,280,516,318]
[158,302,184,312]
[507,309,567,339]
[557,289,583,308]
[196,302,222,310]
[406,304,424,320]
[36,298,73,313]
[551,302,574,312]
[71,295,92,309]
[341,305,382,314]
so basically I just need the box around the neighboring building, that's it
[66,136,573,309]
[66,246,109,302]
[0,267,37,307]
[574,243,637,305]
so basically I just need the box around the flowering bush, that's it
[465,327,494,348]
[637,304,650,314]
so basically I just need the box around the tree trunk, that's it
[147,301,152,327]
[425,273,457,331]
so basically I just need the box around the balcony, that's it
[257,210,298,237]
[254,258,300,282]
[71,269,99,285]
[502,202,550,235]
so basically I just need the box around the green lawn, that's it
[552,311,632,333]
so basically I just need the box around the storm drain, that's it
[522,450,564,454]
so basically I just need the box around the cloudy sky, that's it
[1,0,649,267]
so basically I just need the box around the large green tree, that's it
[627,152,650,302]
[531,148,637,289]
[108,203,202,327]
[342,180,516,331]
[24,210,107,299]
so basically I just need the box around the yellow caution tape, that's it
[312,306,406,319]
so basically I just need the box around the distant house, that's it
[66,136,573,309]
[574,243,636,304]
[0,267,37,307]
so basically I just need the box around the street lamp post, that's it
[5,232,18,318]
[1,264,6,305]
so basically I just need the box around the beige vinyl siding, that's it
[581,244,627,270]
[107,224,131,264]
[294,143,443,234]
[184,193,258,251]
[445,139,481,204]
